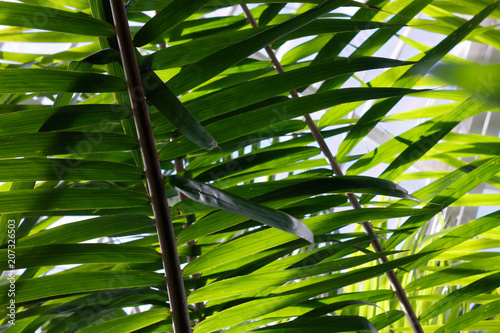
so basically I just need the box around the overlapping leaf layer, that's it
[0,1,499,332]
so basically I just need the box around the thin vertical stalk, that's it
[109,1,191,332]
[240,5,423,333]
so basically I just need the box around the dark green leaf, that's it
[133,0,211,46]
[0,69,126,93]
[0,271,164,305]
[82,48,122,64]
[0,104,131,135]
[0,159,141,182]
[0,2,115,36]
[0,188,150,214]
[159,57,415,134]
[17,214,154,246]
[0,132,138,159]
[0,244,159,270]
[370,310,405,331]
[141,67,218,150]
[182,208,437,274]
[260,4,287,26]
[168,175,315,248]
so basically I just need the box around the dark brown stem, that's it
[240,4,423,333]
[109,1,191,332]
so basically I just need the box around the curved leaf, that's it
[168,175,314,249]
[156,57,416,133]
[141,67,218,150]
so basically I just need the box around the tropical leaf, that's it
[0,271,164,305]
[0,69,126,93]
[0,2,115,36]
[76,307,171,333]
[0,244,160,270]
[434,299,500,333]
[169,175,314,248]
[0,1,499,332]
[133,0,210,46]
[140,67,218,150]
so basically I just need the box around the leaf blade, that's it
[0,69,126,93]
[0,244,159,270]
[169,175,314,248]
[141,68,218,150]
[0,2,115,37]
[133,0,211,46]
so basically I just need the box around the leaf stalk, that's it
[109,1,192,331]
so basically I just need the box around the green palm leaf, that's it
[1,1,499,332]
